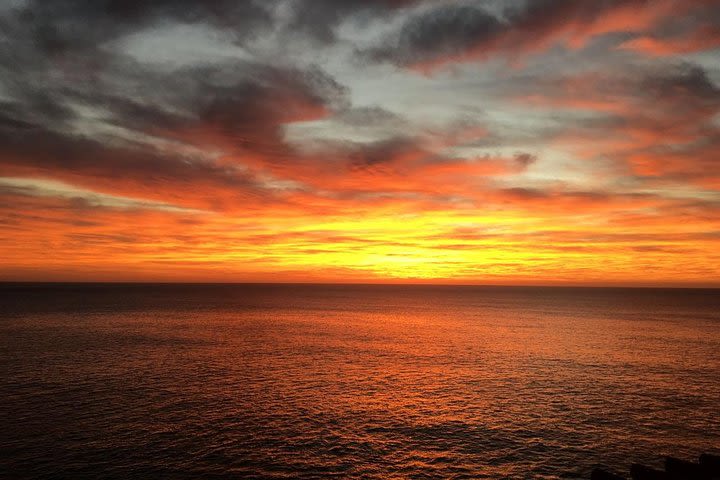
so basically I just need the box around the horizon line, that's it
[1,281,719,290]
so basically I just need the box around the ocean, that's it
[1,284,719,479]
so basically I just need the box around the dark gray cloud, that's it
[0,6,350,210]
[3,0,425,66]
[0,0,355,205]
[336,106,406,127]
[513,153,537,169]
[0,54,348,143]
[368,4,503,66]
[639,63,720,105]
[0,1,277,117]
[366,0,714,69]
[0,123,263,210]
[346,136,423,168]
[286,0,424,43]
[1,0,718,211]
[16,0,273,56]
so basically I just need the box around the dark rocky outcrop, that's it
[591,454,720,480]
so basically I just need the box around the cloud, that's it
[620,24,720,56]
[367,4,503,68]
[285,0,423,43]
[15,0,273,58]
[509,62,720,189]
[0,14,350,210]
[0,178,199,212]
[366,0,716,71]
[0,125,265,211]
[1,0,719,283]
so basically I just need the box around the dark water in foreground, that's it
[1,284,719,479]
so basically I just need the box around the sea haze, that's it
[1,284,719,478]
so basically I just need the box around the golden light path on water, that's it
[2,284,719,478]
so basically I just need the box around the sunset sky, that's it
[1,0,719,285]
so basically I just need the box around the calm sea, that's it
[1,284,719,479]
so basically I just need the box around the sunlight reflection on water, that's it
[2,284,719,478]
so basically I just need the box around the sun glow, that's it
[1,0,719,285]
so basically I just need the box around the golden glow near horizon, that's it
[3,176,718,284]
[1,1,719,284]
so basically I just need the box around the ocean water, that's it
[1,284,719,479]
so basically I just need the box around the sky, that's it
[1,0,719,285]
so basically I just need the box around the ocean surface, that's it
[1,284,719,479]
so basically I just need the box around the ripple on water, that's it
[1,284,719,478]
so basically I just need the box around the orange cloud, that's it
[620,23,720,56]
